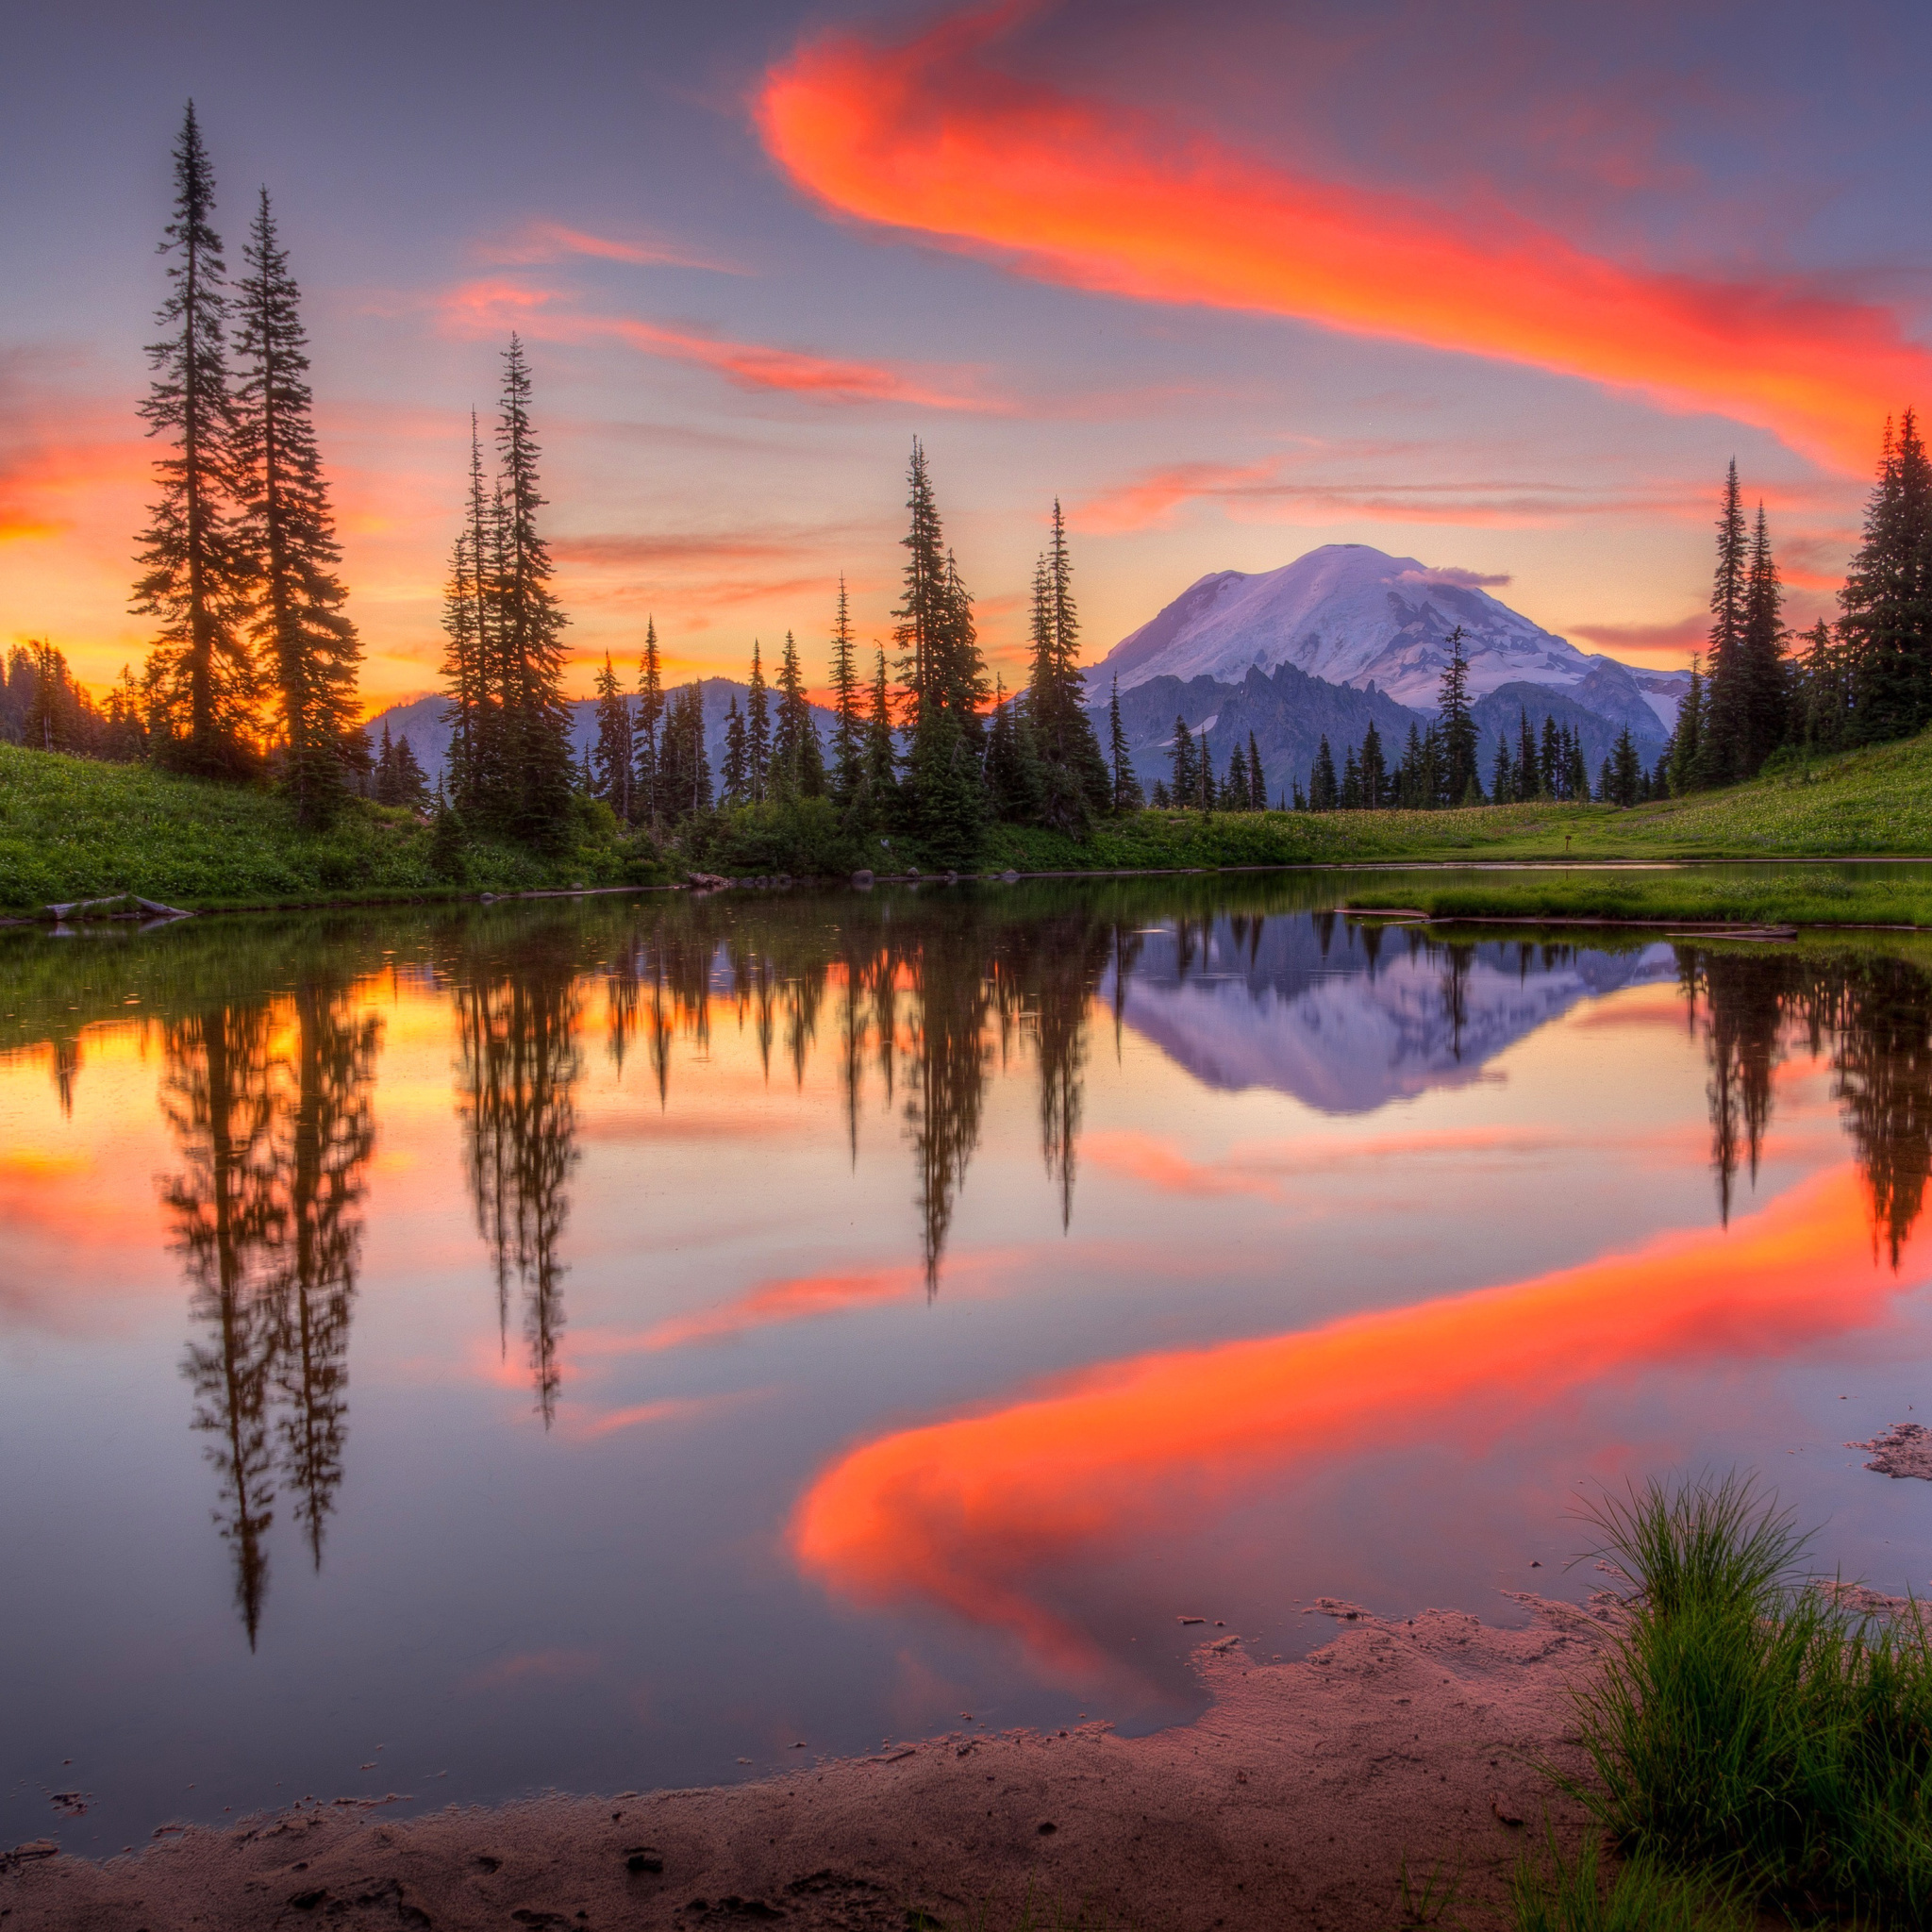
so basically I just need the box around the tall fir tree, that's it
[1195,724,1213,808]
[590,652,634,820]
[439,524,481,809]
[1107,675,1143,812]
[773,630,824,799]
[1025,500,1110,827]
[134,102,257,779]
[721,695,749,805]
[1358,720,1387,809]
[231,188,359,824]
[1843,410,1932,743]
[1669,656,1705,794]
[1735,501,1788,775]
[492,337,573,844]
[1514,708,1540,801]
[635,616,664,827]
[1700,459,1750,783]
[826,577,863,803]
[744,641,771,803]
[1437,625,1479,805]
[1247,731,1266,811]
[1308,735,1338,811]
[1170,714,1197,804]
[859,646,898,815]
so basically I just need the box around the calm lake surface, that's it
[7,870,1932,1854]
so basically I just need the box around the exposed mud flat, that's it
[0,1600,1614,1932]
[1850,1420,1932,1480]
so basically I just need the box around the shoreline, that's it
[0,1597,1614,1932]
[8,850,1932,927]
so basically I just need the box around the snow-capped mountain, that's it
[1108,916,1679,1114]
[1098,544,1689,726]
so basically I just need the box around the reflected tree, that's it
[456,932,582,1425]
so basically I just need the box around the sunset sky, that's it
[6,0,1930,713]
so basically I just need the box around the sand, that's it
[0,1598,1615,1932]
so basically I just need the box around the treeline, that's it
[497,447,1143,868]
[1668,425,1932,788]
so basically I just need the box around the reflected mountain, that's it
[1108,915,1679,1113]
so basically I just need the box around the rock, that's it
[1002,869,1019,882]
[944,871,958,884]
[1850,1422,1932,1479]
[851,870,874,888]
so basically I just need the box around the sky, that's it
[5,0,1932,714]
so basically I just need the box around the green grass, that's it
[1342,871,1932,929]
[0,744,663,911]
[1507,1837,1748,1932]
[1567,1473,1932,1923]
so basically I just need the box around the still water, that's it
[6,872,1932,1854]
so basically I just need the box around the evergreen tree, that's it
[744,640,771,802]
[590,652,634,820]
[1170,714,1197,804]
[1247,731,1266,811]
[1843,410,1932,742]
[492,337,572,843]
[1491,732,1513,807]
[441,417,504,823]
[1610,725,1641,807]
[373,719,397,803]
[986,683,1047,824]
[1223,747,1248,810]
[1195,725,1214,808]
[1396,723,1424,808]
[231,189,359,825]
[1358,720,1387,809]
[658,683,711,820]
[721,695,748,805]
[439,525,481,810]
[391,733,428,808]
[1026,501,1109,827]
[635,616,664,827]
[1308,736,1338,811]
[1734,502,1789,775]
[1539,715,1561,798]
[1437,626,1479,805]
[1107,675,1143,813]
[1151,779,1172,809]
[1797,619,1850,751]
[134,102,256,780]
[1566,731,1589,804]
[1669,657,1705,794]
[773,629,824,799]
[1515,708,1540,800]
[826,577,863,802]
[1340,743,1362,809]
[1699,460,1751,783]
[892,442,989,743]
[861,647,898,811]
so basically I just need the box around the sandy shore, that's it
[0,1598,1614,1932]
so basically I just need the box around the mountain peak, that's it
[1097,543,1646,713]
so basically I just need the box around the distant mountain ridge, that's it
[1098,543,1689,728]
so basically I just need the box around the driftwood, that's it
[42,891,192,922]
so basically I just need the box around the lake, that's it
[6,871,1932,1856]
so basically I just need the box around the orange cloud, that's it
[441,278,1004,411]
[480,221,748,275]
[791,1167,1906,1673]
[757,7,1930,469]
[628,1265,924,1352]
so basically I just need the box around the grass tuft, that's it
[1570,1472,1932,1921]
[1509,1834,1748,1932]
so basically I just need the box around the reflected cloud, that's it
[792,1166,1912,1677]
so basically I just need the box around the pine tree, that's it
[1308,736,1338,811]
[1151,779,1173,808]
[745,641,771,803]
[590,652,634,820]
[826,577,862,803]
[1491,732,1513,807]
[861,647,897,811]
[1797,619,1849,750]
[658,683,711,820]
[1358,721,1387,809]
[893,439,947,724]
[1669,658,1705,794]
[492,337,572,843]
[1539,715,1561,798]
[1170,714,1197,805]
[1610,726,1641,807]
[1515,708,1540,800]
[1397,723,1424,808]
[1699,460,1751,783]
[721,695,748,805]
[986,682,1046,824]
[1843,409,1932,743]
[1107,675,1143,813]
[391,733,428,808]
[373,719,397,803]
[440,526,481,809]
[1195,725,1214,809]
[1223,747,1248,810]
[1567,731,1589,804]
[1247,731,1266,811]
[1437,626,1479,806]
[773,629,824,799]
[441,417,504,823]
[134,102,256,780]
[1026,501,1109,828]
[635,616,664,827]
[1735,502,1788,775]
[231,189,359,824]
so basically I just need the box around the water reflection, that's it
[10,888,1932,1669]
[1688,947,1932,1257]
[159,974,380,1643]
